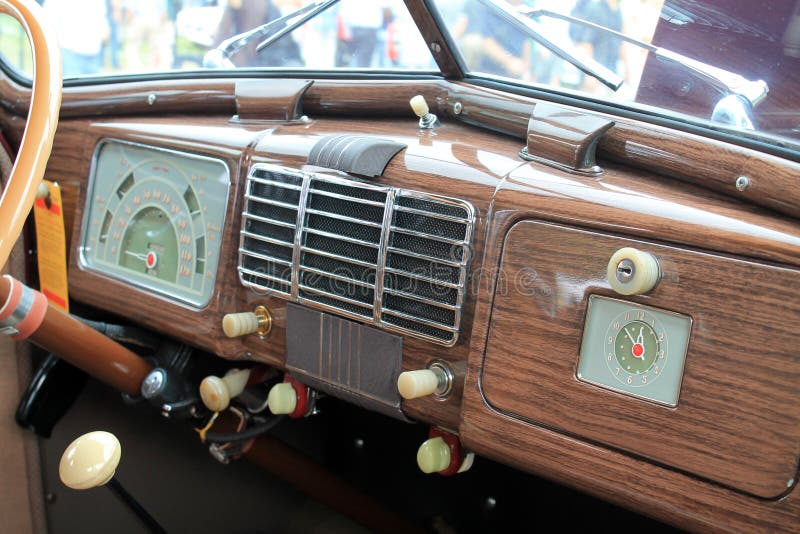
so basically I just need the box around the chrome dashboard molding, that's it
[238,163,476,346]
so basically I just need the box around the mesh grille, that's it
[238,164,474,346]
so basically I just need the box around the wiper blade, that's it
[479,0,623,91]
[524,8,768,107]
[203,0,340,68]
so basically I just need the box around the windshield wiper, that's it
[523,8,769,129]
[479,0,623,91]
[203,0,340,68]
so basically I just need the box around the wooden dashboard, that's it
[3,78,799,532]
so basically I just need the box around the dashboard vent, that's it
[238,164,475,346]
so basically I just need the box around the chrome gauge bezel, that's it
[78,139,231,308]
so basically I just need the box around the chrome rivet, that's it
[354,438,365,450]
[484,496,497,510]
[430,41,442,54]
[735,175,750,191]
[147,93,157,105]
[453,101,462,115]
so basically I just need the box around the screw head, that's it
[430,41,442,54]
[453,101,463,115]
[147,93,157,105]
[735,175,750,191]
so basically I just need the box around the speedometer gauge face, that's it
[80,140,230,307]
[577,296,692,407]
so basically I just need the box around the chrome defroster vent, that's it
[239,164,474,346]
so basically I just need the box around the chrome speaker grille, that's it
[238,164,474,346]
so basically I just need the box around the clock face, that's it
[605,313,666,388]
[578,296,691,406]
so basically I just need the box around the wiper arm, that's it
[524,8,769,108]
[203,0,340,68]
[479,0,623,91]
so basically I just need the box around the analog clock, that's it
[578,296,691,406]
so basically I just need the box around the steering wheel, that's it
[0,0,61,270]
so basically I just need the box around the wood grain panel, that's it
[481,220,800,498]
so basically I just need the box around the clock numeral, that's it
[613,321,620,330]
[653,365,660,375]
[637,311,646,320]
[625,312,630,321]
[615,367,621,376]
[627,376,633,385]
[607,352,613,361]
[642,375,648,384]
[608,336,613,344]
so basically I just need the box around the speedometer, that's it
[80,140,230,307]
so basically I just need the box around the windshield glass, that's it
[0,1,435,78]
[433,0,800,150]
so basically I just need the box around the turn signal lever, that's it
[0,275,152,396]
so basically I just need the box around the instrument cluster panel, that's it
[79,140,230,308]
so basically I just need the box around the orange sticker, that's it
[33,180,69,312]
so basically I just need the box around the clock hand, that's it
[636,326,644,345]
[624,327,636,345]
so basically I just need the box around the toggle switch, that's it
[199,368,251,412]
[409,95,439,129]
[59,431,121,490]
[222,305,272,338]
[607,247,661,295]
[397,360,453,400]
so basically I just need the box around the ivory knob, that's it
[417,437,451,474]
[222,306,272,338]
[59,431,121,490]
[199,368,250,412]
[607,247,661,295]
[409,95,429,118]
[267,382,297,415]
[397,369,440,400]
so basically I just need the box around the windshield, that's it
[0,0,435,77]
[433,0,800,150]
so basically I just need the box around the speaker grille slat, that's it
[238,164,474,346]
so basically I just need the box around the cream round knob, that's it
[59,431,121,490]
[607,247,661,295]
[409,95,429,118]
[267,382,297,415]
[199,368,250,412]
[222,306,271,338]
[417,437,451,474]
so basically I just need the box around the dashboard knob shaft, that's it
[199,368,251,412]
[222,305,272,338]
[59,431,121,490]
[607,247,661,295]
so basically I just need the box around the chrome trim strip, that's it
[304,208,383,228]
[240,230,294,248]
[383,267,461,289]
[389,225,467,245]
[382,287,457,310]
[298,284,374,309]
[393,205,468,222]
[245,193,299,211]
[381,308,459,333]
[242,211,297,228]
[306,187,387,207]
[386,246,465,267]
[298,266,374,289]
[303,227,380,248]
[248,175,303,190]
[300,246,377,269]
[239,248,292,266]
[237,266,292,286]
[290,172,312,301]
[373,188,395,324]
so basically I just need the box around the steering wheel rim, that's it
[0,0,62,270]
